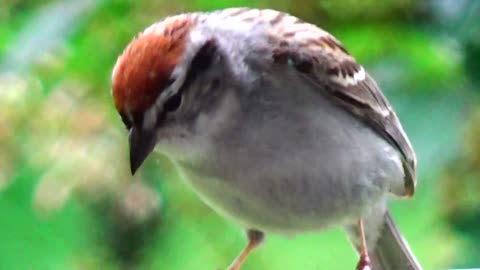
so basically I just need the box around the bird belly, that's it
[167,76,405,233]
[177,160,387,234]
[174,120,403,234]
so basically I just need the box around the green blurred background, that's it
[1,0,479,269]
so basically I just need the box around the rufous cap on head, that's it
[111,16,193,115]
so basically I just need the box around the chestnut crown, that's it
[111,15,194,127]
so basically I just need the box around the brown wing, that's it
[277,45,416,197]
[327,71,417,197]
[266,19,416,196]
[215,8,417,196]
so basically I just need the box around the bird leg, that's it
[227,229,264,270]
[355,219,372,270]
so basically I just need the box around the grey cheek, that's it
[143,108,157,130]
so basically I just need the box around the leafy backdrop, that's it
[1,0,479,269]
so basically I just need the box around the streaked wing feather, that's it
[296,49,417,197]
[329,74,417,196]
[258,10,416,196]
[214,8,417,196]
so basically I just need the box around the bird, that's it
[111,8,421,270]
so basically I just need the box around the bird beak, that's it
[129,126,156,175]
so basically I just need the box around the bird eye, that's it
[165,77,175,88]
[163,91,182,113]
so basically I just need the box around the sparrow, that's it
[111,8,421,270]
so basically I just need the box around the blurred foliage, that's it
[0,0,479,269]
[441,109,480,268]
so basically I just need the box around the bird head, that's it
[111,14,223,174]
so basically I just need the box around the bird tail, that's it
[346,209,422,270]
[369,210,421,270]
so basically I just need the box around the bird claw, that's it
[355,256,371,270]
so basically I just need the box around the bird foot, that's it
[355,256,371,270]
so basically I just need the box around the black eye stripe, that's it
[119,111,146,130]
[119,112,132,129]
[132,112,145,127]
[182,39,218,86]
[165,77,175,87]
[163,91,182,112]
[190,39,217,71]
[157,39,218,116]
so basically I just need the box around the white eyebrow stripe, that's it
[142,88,171,130]
[143,103,158,130]
[142,59,189,131]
